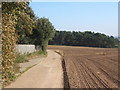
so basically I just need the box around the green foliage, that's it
[30,50,47,55]
[16,4,36,44]
[2,2,35,44]
[49,31,119,48]
[36,18,55,41]
[31,17,55,51]
[18,17,55,52]
[26,50,47,57]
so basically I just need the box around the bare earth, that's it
[6,50,63,88]
[48,45,119,88]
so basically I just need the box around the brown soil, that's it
[48,45,119,88]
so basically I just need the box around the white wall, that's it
[16,44,36,54]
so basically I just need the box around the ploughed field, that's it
[48,45,119,88]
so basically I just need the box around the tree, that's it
[32,17,55,52]
[16,4,36,44]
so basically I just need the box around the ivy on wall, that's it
[2,13,17,86]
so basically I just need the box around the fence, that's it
[16,44,36,54]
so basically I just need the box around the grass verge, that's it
[15,50,47,63]
[4,50,48,87]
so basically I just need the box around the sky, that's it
[29,2,118,37]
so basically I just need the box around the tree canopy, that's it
[49,31,119,48]
[31,18,55,51]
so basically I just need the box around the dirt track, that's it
[6,50,63,88]
[48,45,119,88]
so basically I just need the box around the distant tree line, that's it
[49,31,119,48]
